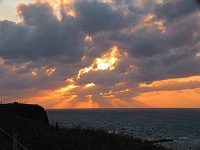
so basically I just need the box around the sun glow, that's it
[35,0,73,6]
[31,71,37,76]
[34,0,76,18]
[75,100,99,108]
[46,67,56,76]
[143,14,154,23]
[58,84,77,93]
[96,54,117,70]
[66,10,76,17]
[85,35,93,42]
[135,89,200,108]
[131,14,166,33]
[196,53,200,57]
[0,58,4,65]
[60,0,76,17]
[78,46,120,78]
[78,67,93,78]
[86,83,95,88]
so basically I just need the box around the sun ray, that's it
[77,46,121,78]
[57,84,77,93]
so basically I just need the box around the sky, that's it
[0,0,200,108]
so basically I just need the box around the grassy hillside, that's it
[0,103,170,150]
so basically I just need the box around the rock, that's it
[0,103,49,124]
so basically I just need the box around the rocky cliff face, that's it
[0,103,49,124]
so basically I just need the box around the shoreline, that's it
[0,103,170,150]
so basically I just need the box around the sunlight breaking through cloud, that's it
[1,0,200,108]
[85,83,95,88]
[78,46,120,78]
[57,84,77,93]
[196,53,200,57]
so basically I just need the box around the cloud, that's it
[0,2,84,63]
[0,0,200,107]
[195,0,200,6]
[77,70,126,86]
[155,0,198,23]
[113,12,200,58]
[73,0,134,34]
[141,80,200,93]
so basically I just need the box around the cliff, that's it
[0,103,169,150]
[0,102,49,124]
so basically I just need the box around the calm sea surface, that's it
[46,109,200,150]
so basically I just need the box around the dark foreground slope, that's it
[0,102,49,124]
[0,103,170,150]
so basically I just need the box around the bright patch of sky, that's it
[0,0,33,22]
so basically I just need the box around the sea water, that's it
[46,109,200,150]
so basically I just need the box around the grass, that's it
[0,117,171,150]
[0,103,171,150]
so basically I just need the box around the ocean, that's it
[46,109,200,150]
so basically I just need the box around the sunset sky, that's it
[0,0,200,108]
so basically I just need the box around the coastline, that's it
[0,103,170,150]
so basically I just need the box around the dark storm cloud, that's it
[113,13,200,58]
[74,0,134,34]
[130,52,200,84]
[1,0,200,104]
[77,70,127,86]
[107,10,200,84]
[155,0,198,22]
[195,0,200,6]
[0,2,84,63]
[0,66,60,90]
[121,28,166,58]
[83,32,114,58]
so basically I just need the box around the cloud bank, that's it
[0,0,200,108]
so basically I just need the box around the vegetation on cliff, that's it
[0,103,170,150]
